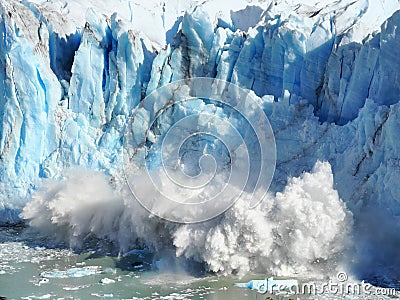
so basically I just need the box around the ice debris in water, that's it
[40,266,102,278]
[100,277,116,284]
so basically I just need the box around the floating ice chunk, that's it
[21,294,52,300]
[34,278,49,286]
[63,284,91,291]
[41,266,101,278]
[100,277,116,284]
[91,293,114,298]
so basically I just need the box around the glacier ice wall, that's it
[0,1,62,218]
[1,0,400,278]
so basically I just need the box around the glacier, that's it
[1,0,400,279]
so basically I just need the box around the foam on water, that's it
[21,161,352,277]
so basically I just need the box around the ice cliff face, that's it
[1,0,400,277]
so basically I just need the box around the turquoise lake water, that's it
[0,226,398,300]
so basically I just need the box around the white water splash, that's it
[21,161,352,276]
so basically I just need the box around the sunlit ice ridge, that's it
[1,0,400,282]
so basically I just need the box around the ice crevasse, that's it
[1,0,400,278]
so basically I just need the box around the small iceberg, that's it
[235,277,298,294]
[100,277,116,284]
